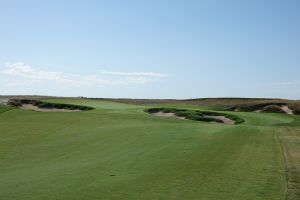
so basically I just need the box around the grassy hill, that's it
[0,98,299,199]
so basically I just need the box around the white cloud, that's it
[3,62,62,81]
[125,76,153,84]
[1,62,166,88]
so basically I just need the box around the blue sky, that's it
[0,0,299,99]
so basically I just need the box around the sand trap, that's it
[20,104,81,112]
[203,115,235,125]
[281,105,293,115]
[152,112,235,125]
[255,105,293,114]
[152,112,186,120]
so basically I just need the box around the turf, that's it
[0,98,299,200]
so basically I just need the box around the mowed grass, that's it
[0,99,299,200]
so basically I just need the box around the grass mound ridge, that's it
[225,102,287,112]
[8,99,94,111]
[146,107,244,124]
[260,105,286,113]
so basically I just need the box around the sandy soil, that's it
[20,104,81,112]
[152,112,186,120]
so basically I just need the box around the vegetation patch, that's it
[8,99,94,111]
[146,107,244,124]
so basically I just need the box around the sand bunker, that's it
[20,104,81,112]
[203,115,235,125]
[152,112,186,120]
[254,105,293,115]
[151,111,235,125]
[281,105,293,115]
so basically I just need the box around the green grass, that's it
[0,99,299,199]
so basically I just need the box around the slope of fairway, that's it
[278,120,300,200]
[0,99,297,200]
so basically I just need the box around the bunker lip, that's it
[20,104,82,112]
[146,108,243,125]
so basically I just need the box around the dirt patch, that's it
[20,104,81,112]
[203,115,235,125]
[152,112,186,120]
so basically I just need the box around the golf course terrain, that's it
[0,97,300,200]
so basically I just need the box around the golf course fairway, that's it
[0,98,299,200]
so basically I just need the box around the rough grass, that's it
[0,98,299,199]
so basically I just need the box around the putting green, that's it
[0,98,299,200]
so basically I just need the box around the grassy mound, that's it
[146,107,244,124]
[8,99,94,111]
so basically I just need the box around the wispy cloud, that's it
[1,62,166,87]
[100,70,167,78]
[3,62,62,81]
[264,81,300,88]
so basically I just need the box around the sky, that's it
[0,0,299,99]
